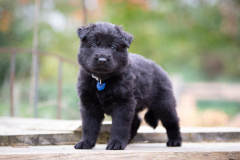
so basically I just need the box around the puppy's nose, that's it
[98,58,107,64]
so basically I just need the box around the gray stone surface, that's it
[133,126,240,143]
[1,143,240,160]
[1,117,240,146]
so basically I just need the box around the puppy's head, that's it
[77,22,133,75]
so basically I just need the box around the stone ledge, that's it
[0,143,240,160]
[1,117,240,146]
[133,126,240,143]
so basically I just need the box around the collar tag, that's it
[97,81,106,91]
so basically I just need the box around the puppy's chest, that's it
[80,76,133,113]
[92,91,113,114]
[94,83,130,113]
[95,85,121,104]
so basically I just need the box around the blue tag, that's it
[96,81,106,91]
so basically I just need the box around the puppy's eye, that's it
[111,45,116,51]
[91,43,97,50]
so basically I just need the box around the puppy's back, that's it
[129,53,169,81]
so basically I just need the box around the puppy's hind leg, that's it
[153,98,182,147]
[144,109,159,129]
[128,114,141,143]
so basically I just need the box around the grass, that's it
[0,80,80,119]
[0,80,113,121]
[197,100,240,118]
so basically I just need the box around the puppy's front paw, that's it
[167,139,182,147]
[74,140,95,149]
[106,140,127,150]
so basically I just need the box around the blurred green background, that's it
[0,0,240,124]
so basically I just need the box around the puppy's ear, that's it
[122,32,133,48]
[115,25,133,48]
[77,24,95,40]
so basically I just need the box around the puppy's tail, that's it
[144,109,159,129]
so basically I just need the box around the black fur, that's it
[129,114,141,143]
[74,22,182,150]
[144,109,159,129]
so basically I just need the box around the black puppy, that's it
[74,22,182,150]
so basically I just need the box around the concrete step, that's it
[0,143,240,160]
[1,117,240,146]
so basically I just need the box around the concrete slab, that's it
[0,117,81,132]
[0,143,240,160]
[1,117,240,146]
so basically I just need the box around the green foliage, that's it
[0,80,80,119]
[197,100,240,117]
[1,0,240,83]
[0,0,240,119]
[102,0,240,81]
